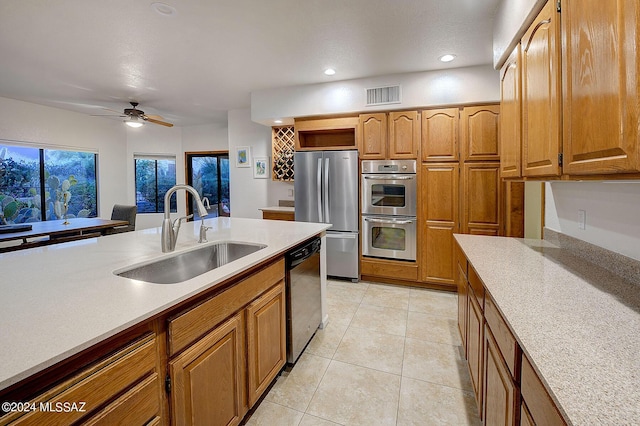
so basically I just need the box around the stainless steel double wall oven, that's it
[361,160,417,261]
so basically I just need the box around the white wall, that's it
[545,182,640,261]
[0,96,127,218]
[251,65,500,125]
[182,123,228,153]
[228,109,293,219]
[493,0,546,68]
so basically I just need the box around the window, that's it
[186,152,230,219]
[0,143,97,224]
[134,155,177,213]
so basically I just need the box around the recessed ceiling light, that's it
[151,2,177,16]
[439,54,456,63]
[324,68,336,76]
[274,119,283,124]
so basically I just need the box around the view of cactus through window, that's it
[0,145,98,224]
[0,144,98,224]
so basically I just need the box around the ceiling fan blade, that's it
[91,114,126,117]
[100,107,127,114]
[144,116,174,127]
[145,114,165,120]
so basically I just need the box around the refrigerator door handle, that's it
[324,157,330,223]
[317,158,323,222]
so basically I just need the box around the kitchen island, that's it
[455,234,640,425]
[0,217,329,425]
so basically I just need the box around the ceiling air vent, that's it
[365,85,401,106]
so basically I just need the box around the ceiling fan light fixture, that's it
[125,116,144,128]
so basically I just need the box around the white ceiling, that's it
[0,0,500,127]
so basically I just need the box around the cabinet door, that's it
[359,113,387,159]
[462,162,502,236]
[389,110,420,159]
[421,108,459,162]
[457,261,468,357]
[522,0,562,177]
[420,163,458,287]
[467,289,484,419]
[562,0,640,174]
[170,314,245,426]
[500,46,522,178]
[246,281,286,407]
[461,105,500,162]
[483,325,517,426]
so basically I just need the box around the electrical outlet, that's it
[288,189,294,197]
[578,209,586,230]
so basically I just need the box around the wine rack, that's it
[272,126,295,181]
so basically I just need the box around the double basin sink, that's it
[116,242,267,284]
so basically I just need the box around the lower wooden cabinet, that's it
[521,355,566,426]
[169,314,246,426]
[246,282,286,407]
[483,325,517,425]
[1,334,160,426]
[467,287,484,419]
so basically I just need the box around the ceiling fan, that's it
[95,102,174,128]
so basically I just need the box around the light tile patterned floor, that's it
[246,280,481,426]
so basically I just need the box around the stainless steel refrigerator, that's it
[294,150,359,281]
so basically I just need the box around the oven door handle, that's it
[363,175,414,180]
[363,217,414,225]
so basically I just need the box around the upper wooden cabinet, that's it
[421,108,459,162]
[359,113,387,159]
[358,111,419,159]
[295,116,358,151]
[461,105,500,162]
[522,0,562,177]
[562,0,640,175]
[500,46,522,178]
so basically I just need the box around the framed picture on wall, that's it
[253,156,269,179]
[235,146,251,167]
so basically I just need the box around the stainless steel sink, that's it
[116,242,267,284]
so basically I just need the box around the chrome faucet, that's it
[161,184,209,252]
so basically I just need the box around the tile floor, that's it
[245,280,481,426]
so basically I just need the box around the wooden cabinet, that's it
[170,314,245,426]
[359,113,387,159]
[467,286,484,419]
[521,0,562,177]
[295,116,358,151]
[358,111,419,160]
[461,162,502,236]
[500,45,522,178]
[246,282,286,407]
[521,355,566,426]
[461,105,500,162]
[261,210,294,221]
[562,0,640,175]
[1,334,160,426]
[483,325,517,426]
[167,258,286,425]
[389,111,420,158]
[420,163,459,288]
[456,244,468,356]
[421,108,459,162]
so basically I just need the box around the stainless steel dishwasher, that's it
[285,237,322,365]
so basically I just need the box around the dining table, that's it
[0,218,130,252]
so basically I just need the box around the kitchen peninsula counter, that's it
[0,217,329,392]
[455,234,640,425]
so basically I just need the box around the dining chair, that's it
[106,204,137,234]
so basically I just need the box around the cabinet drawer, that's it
[3,334,157,425]
[467,266,484,309]
[169,258,285,356]
[455,242,468,280]
[361,258,418,281]
[521,355,566,426]
[485,295,519,379]
[83,373,160,426]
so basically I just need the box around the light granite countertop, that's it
[0,217,329,391]
[454,234,640,425]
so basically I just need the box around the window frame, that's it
[134,154,177,214]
